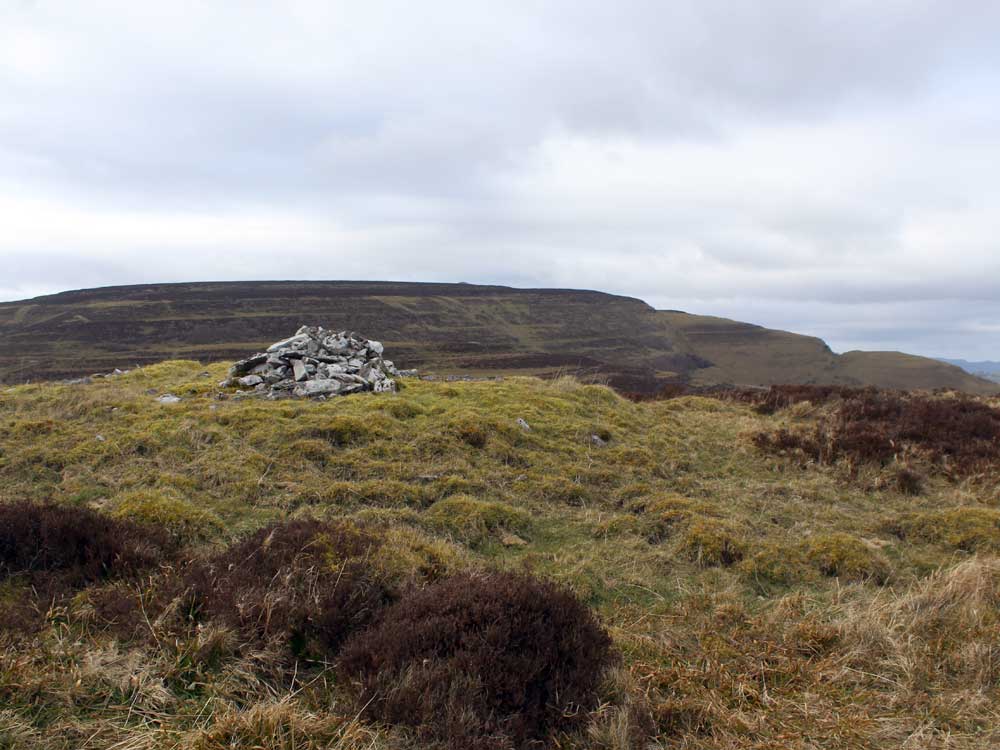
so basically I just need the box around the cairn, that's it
[225,326,402,399]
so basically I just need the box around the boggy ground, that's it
[1,362,999,749]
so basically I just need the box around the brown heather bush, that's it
[338,570,615,750]
[631,381,693,401]
[893,465,925,495]
[625,383,865,412]
[0,501,168,633]
[754,388,1000,478]
[741,384,868,415]
[0,500,166,590]
[172,519,394,661]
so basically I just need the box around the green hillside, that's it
[662,311,996,392]
[0,281,993,395]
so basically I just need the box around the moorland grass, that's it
[1,365,999,748]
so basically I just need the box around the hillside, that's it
[2,364,999,748]
[660,311,997,393]
[0,281,994,395]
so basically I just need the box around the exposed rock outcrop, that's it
[225,326,402,399]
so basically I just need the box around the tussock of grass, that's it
[739,541,813,589]
[838,557,1000,702]
[803,532,891,583]
[295,414,384,446]
[531,474,589,506]
[629,494,718,543]
[314,479,433,509]
[886,506,1000,552]
[423,495,531,547]
[369,525,469,583]
[111,489,224,543]
[190,700,378,750]
[675,517,747,567]
[449,411,493,448]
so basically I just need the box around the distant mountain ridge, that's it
[0,281,994,395]
[940,359,1000,383]
[940,358,1000,374]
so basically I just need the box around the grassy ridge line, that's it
[2,280,995,394]
[1,362,999,748]
[660,309,997,394]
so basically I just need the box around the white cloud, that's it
[1,0,999,359]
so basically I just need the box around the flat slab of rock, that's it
[292,379,344,397]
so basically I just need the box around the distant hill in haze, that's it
[0,281,994,394]
[940,358,1000,383]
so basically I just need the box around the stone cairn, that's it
[224,326,404,399]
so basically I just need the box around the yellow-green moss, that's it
[739,541,813,589]
[449,412,493,448]
[423,495,531,546]
[371,525,469,582]
[804,533,891,583]
[887,507,1000,552]
[307,480,432,509]
[294,414,384,446]
[630,494,717,542]
[111,489,224,543]
[675,516,748,567]
[286,438,331,465]
[532,475,589,506]
[374,398,425,420]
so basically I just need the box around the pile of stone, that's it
[224,326,402,399]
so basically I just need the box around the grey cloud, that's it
[1,0,999,360]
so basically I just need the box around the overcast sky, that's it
[2,1,998,359]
